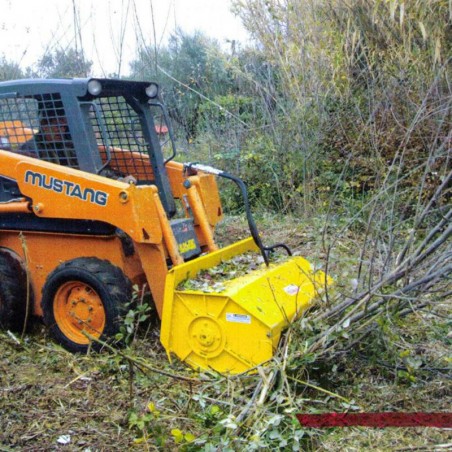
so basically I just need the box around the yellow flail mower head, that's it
[161,237,332,374]
[161,166,333,376]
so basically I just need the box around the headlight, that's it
[145,83,159,98]
[87,79,102,96]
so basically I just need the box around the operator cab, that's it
[0,78,176,217]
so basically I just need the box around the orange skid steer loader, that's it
[0,78,331,374]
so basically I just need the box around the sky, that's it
[0,0,250,76]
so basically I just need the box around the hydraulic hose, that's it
[184,163,292,266]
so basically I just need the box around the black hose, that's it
[184,163,293,266]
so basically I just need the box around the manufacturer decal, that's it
[178,238,197,254]
[226,313,251,324]
[24,170,109,206]
[284,284,300,296]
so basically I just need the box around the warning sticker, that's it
[284,284,300,295]
[226,313,251,324]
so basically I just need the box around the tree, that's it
[130,29,235,141]
[35,48,92,78]
[0,57,24,81]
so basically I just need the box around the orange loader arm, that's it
[0,150,222,316]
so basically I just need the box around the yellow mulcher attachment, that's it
[161,237,330,374]
[160,164,332,374]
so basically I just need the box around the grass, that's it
[1,214,450,450]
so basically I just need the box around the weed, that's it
[115,284,153,346]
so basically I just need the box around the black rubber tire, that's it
[0,251,29,332]
[41,257,132,353]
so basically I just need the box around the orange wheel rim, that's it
[53,281,106,344]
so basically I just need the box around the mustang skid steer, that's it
[0,78,331,374]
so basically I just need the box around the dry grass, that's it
[0,325,204,450]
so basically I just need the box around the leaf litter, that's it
[176,251,291,293]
